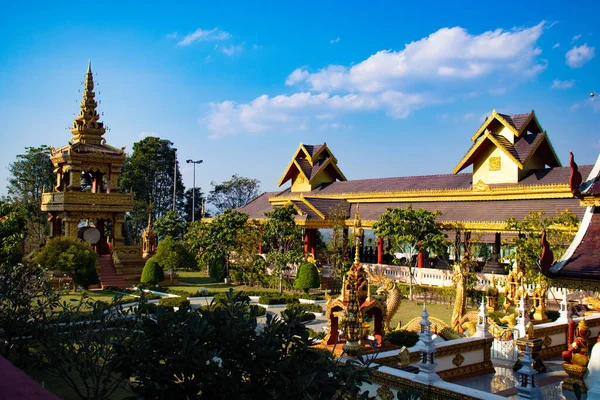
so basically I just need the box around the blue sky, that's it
[1,0,599,199]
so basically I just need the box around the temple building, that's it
[41,63,144,287]
[239,110,593,270]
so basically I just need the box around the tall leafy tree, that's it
[119,137,185,241]
[262,204,304,293]
[7,145,54,249]
[373,206,448,300]
[506,210,578,282]
[154,209,187,240]
[185,209,250,282]
[208,174,260,214]
[183,187,207,222]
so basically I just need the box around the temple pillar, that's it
[417,240,424,268]
[304,228,317,256]
[67,168,81,191]
[109,167,120,193]
[63,217,79,239]
[377,237,384,264]
[113,215,125,245]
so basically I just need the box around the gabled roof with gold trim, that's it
[454,129,561,174]
[277,143,347,190]
[471,110,542,142]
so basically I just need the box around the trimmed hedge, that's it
[385,330,419,348]
[163,288,192,297]
[158,297,190,308]
[258,294,300,305]
[294,262,320,293]
[286,303,323,313]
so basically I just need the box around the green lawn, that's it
[176,271,217,285]
[389,300,477,329]
[56,290,127,310]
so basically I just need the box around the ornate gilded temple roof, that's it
[546,154,600,288]
[237,111,593,234]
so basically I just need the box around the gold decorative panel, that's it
[489,157,501,171]
[452,353,465,367]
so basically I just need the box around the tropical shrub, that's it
[34,237,98,289]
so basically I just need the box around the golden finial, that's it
[71,61,104,143]
[353,204,362,229]
[353,235,361,266]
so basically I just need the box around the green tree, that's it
[141,257,165,285]
[263,204,304,293]
[184,187,207,222]
[373,206,448,300]
[506,210,578,282]
[0,200,27,266]
[6,145,54,250]
[154,209,187,240]
[153,236,196,283]
[208,174,260,215]
[185,209,250,282]
[294,261,321,293]
[119,137,185,241]
[34,237,98,289]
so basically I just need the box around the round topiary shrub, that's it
[294,261,320,293]
[141,257,164,285]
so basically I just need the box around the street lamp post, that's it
[186,159,203,222]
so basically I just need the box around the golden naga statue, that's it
[451,261,468,333]
[563,319,591,367]
[366,271,401,333]
[532,277,548,321]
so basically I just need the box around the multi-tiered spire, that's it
[70,61,105,144]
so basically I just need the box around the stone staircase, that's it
[97,254,127,289]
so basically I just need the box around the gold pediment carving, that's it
[489,157,501,171]
[473,180,490,192]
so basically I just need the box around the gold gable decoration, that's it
[277,142,347,192]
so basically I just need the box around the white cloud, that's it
[330,37,341,44]
[166,32,178,39]
[553,43,560,49]
[202,22,548,137]
[285,68,310,86]
[566,44,595,68]
[288,22,546,93]
[203,91,434,138]
[552,79,575,89]
[176,28,231,46]
[572,34,582,42]
[139,131,158,139]
[222,44,244,56]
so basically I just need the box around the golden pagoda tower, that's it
[41,63,141,286]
